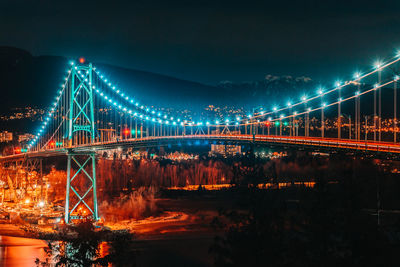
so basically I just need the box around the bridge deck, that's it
[2,134,400,161]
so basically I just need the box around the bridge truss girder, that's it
[65,152,98,224]
[68,63,96,144]
[65,61,99,223]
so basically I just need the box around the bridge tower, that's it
[65,60,98,223]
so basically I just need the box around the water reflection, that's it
[0,235,47,267]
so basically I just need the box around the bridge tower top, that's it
[68,61,96,145]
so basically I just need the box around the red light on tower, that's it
[49,140,56,147]
[79,57,86,64]
[265,121,271,127]
[123,128,130,136]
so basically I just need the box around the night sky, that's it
[2,0,400,85]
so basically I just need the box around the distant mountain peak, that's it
[264,74,312,83]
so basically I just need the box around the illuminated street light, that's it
[374,60,382,70]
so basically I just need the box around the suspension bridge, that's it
[2,51,400,223]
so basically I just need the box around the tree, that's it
[36,220,136,267]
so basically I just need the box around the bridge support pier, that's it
[65,152,98,224]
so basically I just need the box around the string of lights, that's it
[241,53,400,123]
[92,52,400,128]
[93,87,182,126]
[241,77,399,126]
[24,50,400,154]
[92,67,183,120]
[27,67,73,151]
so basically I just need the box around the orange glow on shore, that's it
[167,182,316,191]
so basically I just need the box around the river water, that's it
[0,235,47,266]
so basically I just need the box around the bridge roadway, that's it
[2,134,400,162]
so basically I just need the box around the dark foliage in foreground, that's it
[35,220,136,267]
[210,156,400,267]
